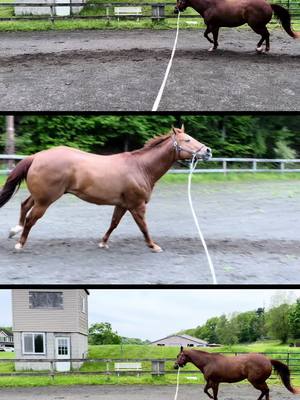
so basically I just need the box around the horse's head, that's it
[172,126,212,161]
[174,0,189,13]
[174,346,189,369]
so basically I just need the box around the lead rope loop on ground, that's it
[188,155,218,284]
[152,12,181,111]
[174,367,181,400]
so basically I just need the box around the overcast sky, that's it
[1,289,300,341]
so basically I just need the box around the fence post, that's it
[252,160,257,173]
[50,3,55,24]
[106,6,110,21]
[223,160,227,175]
[50,360,55,381]
[152,4,165,21]
[106,361,110,375]
[280,161,285,173]
[287,352,290,367]
[151,360,165,376]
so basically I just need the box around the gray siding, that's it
[13,289,88,334]
[15,332,87,371]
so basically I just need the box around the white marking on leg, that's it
[14,243,23,250]
[99,242,109,249]
[151,244,163,253]
[256,46,263,53]
[9,225,23,238]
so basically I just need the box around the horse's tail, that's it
[0,156,34,208]
[271,359,300,394]
[271,4,300,38]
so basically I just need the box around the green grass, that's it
[1,343,300,387]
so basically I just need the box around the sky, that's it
[1,289,300,341]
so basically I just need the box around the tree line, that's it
[1,115,300,158]
[182,295,300,345]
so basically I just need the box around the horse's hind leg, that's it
[129,203,162,253]
[99,206,127,249]
[251,382,270,400]
[250,25,270,53]
[15,202,50,250]
[9,195,34,238]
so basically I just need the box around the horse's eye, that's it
[185,139,191,142]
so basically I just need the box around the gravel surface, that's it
[1,180,300,285]
[0,29,299,111]
[0,384,296,399]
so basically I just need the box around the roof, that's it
[0,329,13,337]
[151,334,207,345]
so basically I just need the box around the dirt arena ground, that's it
[0,29,299,111]
[1,179,300,284]
[0,384,296,399]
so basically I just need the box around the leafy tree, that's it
[289,299,300,339]
[89,322,121,345]
[215,315,239,346]
[266,304,291,344]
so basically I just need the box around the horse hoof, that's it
[14,243,23,251]
[151,245,163,253]
[208,46,216,52]
[256,46,263,53]
[99,242,109,249]
[9,225,23,238]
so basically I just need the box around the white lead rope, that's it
[188,156,218,284]
[174,367,181,400]
[152,12,181,111]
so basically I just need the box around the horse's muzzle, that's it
[174,363,179,369]
[174,6,180,14]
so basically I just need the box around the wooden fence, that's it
[1,352,300,379]
[1,154,300,175]
[0,1,299,23]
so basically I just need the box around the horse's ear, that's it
[180,346,183,352]
[181,123,185,132]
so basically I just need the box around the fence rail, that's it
[2,155,300,175]
[1,352,300,379]
[0,1,299,23]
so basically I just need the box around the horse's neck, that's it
[188,351,211,371]
[138,140,176,185]
[190,0,213,15]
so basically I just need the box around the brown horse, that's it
[174,347,299,399]
[0,127,211,251]
[175,0,299,52]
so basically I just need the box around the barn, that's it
[151,334,208,347]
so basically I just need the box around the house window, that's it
[22,333,45,354]
[29,292,63,309]
[81,297,86,314]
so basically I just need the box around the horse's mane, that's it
[131,132,172,155]
[143,133,172,148]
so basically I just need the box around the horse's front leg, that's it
[211,382,219,400]
[99,205,127,249]
[129,203,162,252]
[203,380,214,399]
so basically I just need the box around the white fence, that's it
[1,155,300,175]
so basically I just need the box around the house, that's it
[14,0,85,17]
[12,289,89,371]
[0,329,14,348]
[151,334,208,347]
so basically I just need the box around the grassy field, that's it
[0,342,300,387]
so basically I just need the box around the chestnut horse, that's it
[174,347,299,400]
[0,127,211,251]
[175,0,299,52]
